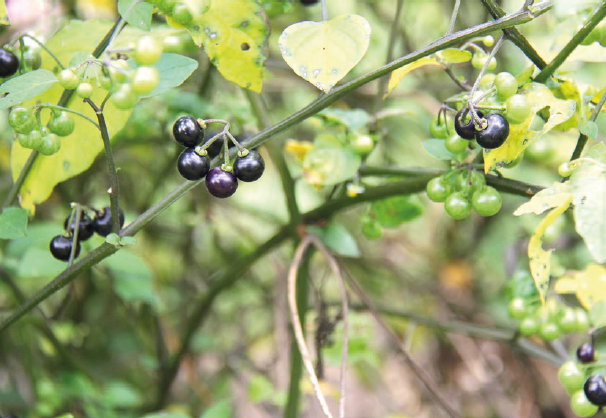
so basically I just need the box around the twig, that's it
[446,0,462,35]
[569,84,606,161]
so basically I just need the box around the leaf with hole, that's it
[279,14,371,93]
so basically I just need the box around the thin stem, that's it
[19,34,65,70]
[446,0,462,35]
[569,85,606,161]
[38,104,100,129]
[85,99,121,234]
[535,1,606,83]
[321,0,328,21]
[480,0,547,70]
[2,151,37,209]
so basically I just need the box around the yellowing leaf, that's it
[519,196,572,304]
[279,14,371,93]
[513,182,572,216]
[385,57,442,97]
[437,48,472,64]
[483,83,576,172]
[187,0,269,92]
[555,264,606,310]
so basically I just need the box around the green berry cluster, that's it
[426,170,502,220]
[9,107,75,156]
[56,35,162,109]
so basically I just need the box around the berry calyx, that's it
[64,212,95,241]
[454,109,484,140]
[177,148,211,180]
[584,375,606,406]
[233,149,265,182]
[577,343,596,364]
[49,235,81,261]
[474,113,509,149]
[205,167,238,198]
[0,48,19,77]
[173,116,204,148]
[92,206,125,237]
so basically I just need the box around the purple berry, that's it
[577,343,596,363]
[475,113,509,149]
[173,116,204,148]
[454,109,484,140]
[584,375,606,406]
[233,149,265,182]
[177,148,210,180]
[205,167,238,198]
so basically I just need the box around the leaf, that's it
[515,66,534,86]
[589,300,606,329]
[307,222,360,257]
[0,70,57,110]
[437,48,472,64]
[9,21,138,213]
[139,52,198,98]
[371,195,424,227]
[118,0,153,31]
[0,207,28,239]
[579,120,598,140]
[187,0,269,92]
[571,143,606,262]
[279,14,371,93]
[483,82,576,172]
[422,138,453,160]
[302,147,361,186]
[385,57,442,97]
[0,0,8,25]
[513,182,572,216]
[199,400,232,418]
[102,250,160,307]
[318,108,371,131]
[558,264,606,310]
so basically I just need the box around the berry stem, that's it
[37,103,100,129]
[17,34,66,70]
[446,0,461,35]
[569,85,606,162]
[68,204,83,266]
[225,131,246,153]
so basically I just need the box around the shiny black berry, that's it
[454,109,484,140]
[577,343,596,363]
[64,212,95,241]
[0,49,19,78]
[233,150,265,182]
[584,375,606,406]
[205,167,238,198]
[173,116,204,148]
[475,113,509,149]
[300,0,319,5]
[50,235,81,261]
[177,148,210,180]
[92,206,125,237]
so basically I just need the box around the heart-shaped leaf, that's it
[278,14,371,93]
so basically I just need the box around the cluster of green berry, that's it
[56,35,161,109]
[9,107,75,155]
[558,343,606,417]
[49,206,125,262]
[426,170,502,219]
[172,117,265,198]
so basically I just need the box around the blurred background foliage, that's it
[0,0,605,417]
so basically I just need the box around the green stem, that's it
[19,34,65,70]
[38,104,100,129]
[447,0,461,35]
[85,99,121,234]
[284,246,313,418]
[480,0,547,70]
[534,1,606,83]
[2,151,37,209]
[569,84,606,161]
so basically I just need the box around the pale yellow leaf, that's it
[385,57,443,98]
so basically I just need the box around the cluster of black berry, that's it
[49,206,125,261]
[454,108,510,150]
[172,116,265,198]
[558,343,606,417]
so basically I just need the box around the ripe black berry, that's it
[454,109,484,140]
[233,150,265,182]
[205,167,238,198]
[577,343,596,363]
[475,113,509,149]
[64,212,95,241]
[173,116,204,148]
[50,235,81,261]
[0,49,19,77]
[584,375,606,406]
[177,148,210,180]
[92,206,125,237]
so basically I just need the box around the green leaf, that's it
[118,0,153,31]
[579,120,598,140]
[371,195,424,227]
[0,70,57,110]
[279,14,371,93]
[589,300,606,329]
[515,66,534,86]
[307,222,360,258]
[139,53,198,98]
[102,381,142,408]
[318,108,371,131]
[105,233,120,246]
[247,374,275,403]
[571,143,606,263]
[184,0,269,92]
[103,250,160,307]
[199,400,232,418]
[302,147,361,186]
[120,236,136,246]
[18,247,65,279]
[422,138,453,160]
[437,48,472,64]
[0,207,28,239]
